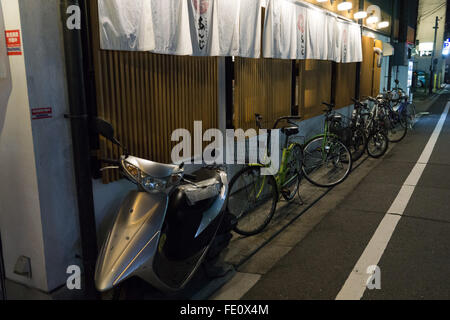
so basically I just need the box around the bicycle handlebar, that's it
[255,114,302,130]
[272,116,301,129]
[363,96,378,103]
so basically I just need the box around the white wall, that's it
[416,0,447,54]
[415,0,447,86]
[0,0,48,291]
[18,0,82,291]
[0,0,83,293]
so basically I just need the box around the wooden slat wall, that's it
[360,36,375,99]
[360,37,383,98]
[233,58,292,130]
[90,1,218,183]
[298,60,332,120]
[335,63,357,108]
[372,40,383,96]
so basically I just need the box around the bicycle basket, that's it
[329,117,352,146]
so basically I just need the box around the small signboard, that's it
[31,108,52,120]
[443,39,450,56]
[5,29,22,56]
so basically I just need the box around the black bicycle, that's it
[353,97,389,159]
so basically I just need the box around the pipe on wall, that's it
[60,0,98,299]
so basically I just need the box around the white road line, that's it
[336,102,450,300]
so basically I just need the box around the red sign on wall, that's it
[31,108,52,120]
[5,29,22,56]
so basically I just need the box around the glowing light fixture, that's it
[367,15,379,24]
[338,1,352,11]
[354,11,368,19]
[377,21,390,29]
[366,5,381,25]
[316,0,328,2]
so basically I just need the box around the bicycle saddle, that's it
[179,168,223,206]
[281,126,300,137]
[322,102,335,112]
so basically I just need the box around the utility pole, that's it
[429,16,440,95]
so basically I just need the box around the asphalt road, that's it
[241,90,450,300]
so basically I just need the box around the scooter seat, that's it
[178,168,223,206]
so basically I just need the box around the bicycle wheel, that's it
[406,103,417,129]
[227,166,278,236]
[386,113,407,143]
[302,136,353,188]
[280,143,303,201]
[367,131,389,158]
[349,127,367,162]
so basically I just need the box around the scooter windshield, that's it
[124,156,178,178]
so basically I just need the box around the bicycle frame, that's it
[248,139,301,196]
[304,115,339,160]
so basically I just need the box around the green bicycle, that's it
[227,105,352,236]
[302,102,353,188]
[227,115,304,236]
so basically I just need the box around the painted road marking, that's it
[336,102,450,300]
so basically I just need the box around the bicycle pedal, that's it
[280,189,290,198]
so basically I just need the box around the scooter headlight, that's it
[123,161,168,192]
[141,175,167,192]
[123,162,140,182]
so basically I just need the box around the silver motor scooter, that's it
[94,119,229,293]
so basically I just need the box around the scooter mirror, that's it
[96,118,116,142]
[95,118,129,156]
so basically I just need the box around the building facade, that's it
[0,0,420,296]
[415,0,447,90]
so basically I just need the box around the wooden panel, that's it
[372,40,383,96]
[90,1,218,183]
[335,63,357,108]
[360,36,375,98]
[234,58,292,130]
[359,36,383,98]
[298,60,332,120]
